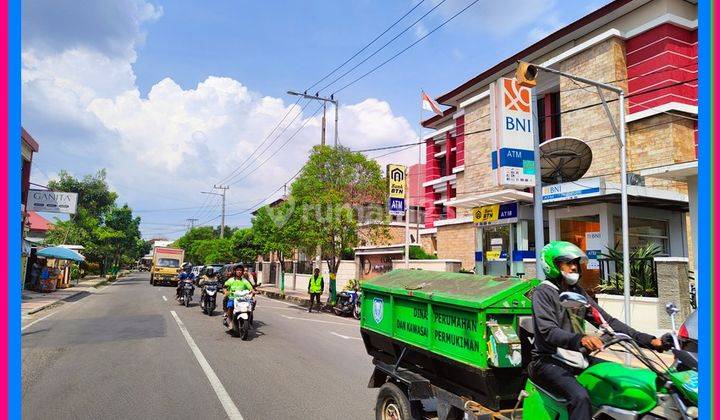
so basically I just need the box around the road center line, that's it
[162,296,168,301]
[170,311,244,420]
[281,314,358,327]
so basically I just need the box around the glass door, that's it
[483,225,511,276]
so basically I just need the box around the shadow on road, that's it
[224,320,266,341]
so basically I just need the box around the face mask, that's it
[562,272,580,285]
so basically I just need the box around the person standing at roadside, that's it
[307,268,324,313]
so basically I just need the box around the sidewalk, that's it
[258,285,331,309]
[21,274,118,316]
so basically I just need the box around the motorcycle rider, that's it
[176,263,195,301]
[529,241,668,420]
[223,264,255,327]
[199,267,217,302]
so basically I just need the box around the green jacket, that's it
[308,274,324,294]
[224,277,254,295]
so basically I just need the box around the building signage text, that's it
[27,189,78,214]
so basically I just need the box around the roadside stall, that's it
[36,246,85,292]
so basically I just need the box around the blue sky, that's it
[23,0,609,239]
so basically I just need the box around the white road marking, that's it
[330,331,362,340]
[281,314,358,327]
[170,311,244,420]
[162,296,168,301]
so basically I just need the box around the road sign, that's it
[388,197,406,216]
[26,189,78,214]
[387,164,407,199]
[489,78,536,188]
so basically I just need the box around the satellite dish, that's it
[540,136,592,184]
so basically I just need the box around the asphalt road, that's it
[22,273,377,420]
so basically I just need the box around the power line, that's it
[332,0,482,95]
[225,103,325,188]
[316,0,448,93]
[215,96,308,186]
[305,0,428,92]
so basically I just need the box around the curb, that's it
[259,290,310,307]
[23,276,120,316]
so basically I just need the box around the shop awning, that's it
[444,189,533,209]
[638,161,697,182]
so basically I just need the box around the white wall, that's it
[596,294,664,335]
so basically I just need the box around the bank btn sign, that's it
[490,78,535,188]
[387,164,407,216]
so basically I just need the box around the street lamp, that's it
[287,90,339,147]
[517,62,632,330]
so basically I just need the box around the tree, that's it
[44,170,143,276]
[251,202,304,294]
[48,169,117,219]
[289,146,386,301]
[173,226,217,264]
[231,227,263,263]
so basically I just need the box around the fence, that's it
[296,260,314,275]
[598,257,658,297]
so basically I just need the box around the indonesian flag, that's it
[421,91,442,116]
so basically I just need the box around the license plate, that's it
[239,313,248,320]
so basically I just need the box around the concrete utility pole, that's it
[186,218,198,230]
[201,185,230,238]
[287,90,339,147]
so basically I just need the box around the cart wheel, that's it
[375,382,420,420]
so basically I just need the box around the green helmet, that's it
[541,241,587,279]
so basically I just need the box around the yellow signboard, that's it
[472,204,500,224]
[485,250,502,261]
[387,164,407,199]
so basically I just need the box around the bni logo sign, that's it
[503,78,531,113]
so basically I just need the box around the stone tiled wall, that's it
[655,259,692,328]
[436,223,475,270]
[559,37,628,184]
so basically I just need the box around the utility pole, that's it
[186,218,198,230]
[320,102,327,146]
[201,185,230,238]
[287,90,339,147]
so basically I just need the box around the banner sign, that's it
[489,78,535,188]
[472,202,518,226]
[542,177,604,203]
[27,189,78,214]
[585,231,603,270]
[387,164,407,215]
[388,197,406,216]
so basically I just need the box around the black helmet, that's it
[205,268,216,277]
[183,262,193,271]
[234,264,245,271]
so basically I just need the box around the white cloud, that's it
[22,32,416,238]
[415,23,429,39]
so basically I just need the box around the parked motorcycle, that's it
[227,290,254,340]
[333,289,361,319]
[200,281,218,316]
[178,280,194,307]
[516,292,698,419]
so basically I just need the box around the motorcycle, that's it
[178,280,194,307]
[227,290,254,340]
[516,291,698,419]
[333,289,361,319]
[200,281,218,316]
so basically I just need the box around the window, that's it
[438,155,447,177]
[435,204,447,220]
[613,217,670,255]
[537,91,561,142]
[157,258,180,268]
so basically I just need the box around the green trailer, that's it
[360,269,539,417]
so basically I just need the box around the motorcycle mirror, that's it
[558,291,588,309]
[665,302,679,316]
